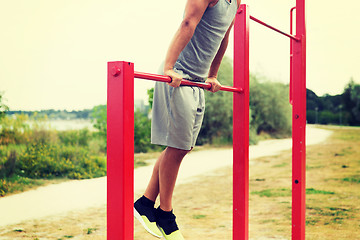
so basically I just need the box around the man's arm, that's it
[164,0,214,88]
[206,0,241,92]
[205,21,233,92]
[208,21,233,79]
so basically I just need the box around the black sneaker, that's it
[134,196,162,238]
[156,207,185,240]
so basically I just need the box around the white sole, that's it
[134,207,162,238]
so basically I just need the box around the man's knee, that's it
[166,146,191,159]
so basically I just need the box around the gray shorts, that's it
[151,69,206,150]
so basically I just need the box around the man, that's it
[134,0,240,239]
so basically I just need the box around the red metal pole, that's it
[134,71,243,93]
[292,0,306,239]
[233,4,250,240]
[289,7,296,105]
[107,61,134,240]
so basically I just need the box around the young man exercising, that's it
[134,0,240,239]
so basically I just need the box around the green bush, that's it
[0,145,25,178]
[199,57,234,145]
[91,105,107,141]
[0,114,30,145]
[199,58,291,145]
[58,129,90,147]
[15,143,106,179]
[0,179,9,197]
[250,75,292,137]
[91,105,163,153]
[307,110,316,124]
[134,110,152,153]
[0,175,45,197]
[0,92,9,119]
[319,111,338,125]
[0,108,108,197]
[88,137,106,155]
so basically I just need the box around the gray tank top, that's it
[174,0,237,80]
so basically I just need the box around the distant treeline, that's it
[3,71,359,128]
[6,101,148,120]
[307,79,360,126]
[7,109,92,120]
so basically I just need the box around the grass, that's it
[342,176,360,183]
[273,162,288,168]
[0,151,159,197]
[306,188,335,195]
[301,126,360,239]
[85,227,97,235]
[0,146,227,198]
[144,126,360,239]
[251,188,334,198]
[252,188,291,197]
[134,151,161,168]
[0,175,67,197]
[0,126,359,239]
[192,214,207,219]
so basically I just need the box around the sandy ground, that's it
[0,125,332,228]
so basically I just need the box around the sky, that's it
[1,0,359,111]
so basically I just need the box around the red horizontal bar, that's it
[250,15,299,41]
[134,71,243,93]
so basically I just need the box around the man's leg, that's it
[143,149,165,202]
[134,150,167,238]
[159,147,190,211]
[153,147,189,240]
[144,146,190,208]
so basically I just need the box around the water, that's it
[28,119,96,131]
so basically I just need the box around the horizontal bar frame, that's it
[134,71,243,93]
[250,15,299,41]
[107,1,306,239]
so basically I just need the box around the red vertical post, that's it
[291,0,306,239]
[289,7,296,105]
[233,4,250,240]
[107,61,134,240]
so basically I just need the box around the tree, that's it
[348,81,360,123]
[198,56,234,144]
[0,92,9,119]
[250,74,292,137]
[134,110,152,153]
[91,104,160,153]
[147,56,292,145]
[306,89,320,112]
[91,105,107,139]
[147,88,154,109]
[200,56,292,143]
[342,79,360,125]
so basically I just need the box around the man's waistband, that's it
[174,68,206,83]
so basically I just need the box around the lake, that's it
[28,119,96,131]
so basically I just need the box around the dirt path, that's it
[0,125,332,228]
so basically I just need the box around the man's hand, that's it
[206,77,221,92]
[164,69,183,88]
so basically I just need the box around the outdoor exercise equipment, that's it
[107,1,306,239]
